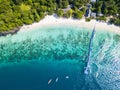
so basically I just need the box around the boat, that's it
[55,77,59,82]
[48,79,52,84]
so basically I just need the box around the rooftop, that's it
[91,0,96,2]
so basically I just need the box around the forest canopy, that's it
[0,0,120,31]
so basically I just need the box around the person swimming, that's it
[66,76,69,79]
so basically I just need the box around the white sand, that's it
[20,15,120,34]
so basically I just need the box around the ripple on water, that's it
[0,25,120,90]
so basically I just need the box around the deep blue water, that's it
[0,60,86,90]
[0,25,120,90]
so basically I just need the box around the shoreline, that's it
[0,26,21,37]
[20,15,120,35]
[1,15,120,36]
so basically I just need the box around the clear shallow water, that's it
[0,25,120,90]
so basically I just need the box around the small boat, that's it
[66,76,69,79]
[55,77,59,82]
[48,79,52,84]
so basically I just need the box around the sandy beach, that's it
[20,15,120,34]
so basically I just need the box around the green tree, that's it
[97,16,107,21]
[62,0,69,9]
[63,12,70,18]
[56,9,64,17]
[23,17,32,25]
[67,9,74,17]
[32,9,40,22]
[39,12,45,19]
[73,11,83,19]
[14,0,23,4]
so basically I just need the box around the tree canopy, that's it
[0,0,120,31]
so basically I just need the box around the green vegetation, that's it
[56,9,64,17]
[73,11,84,19]
[91,0,120,25]
[0,0,120,31]
[96,16,107,21]
[86,18,91,22]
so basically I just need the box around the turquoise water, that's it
[0,25,120,90]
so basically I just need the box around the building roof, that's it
[91,12,96,18]
[97,13,103,16]
[91,0,96,2]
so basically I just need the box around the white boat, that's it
[55,77,59,82]
[48,79,52,84]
